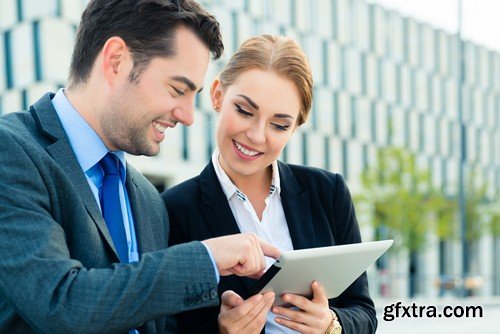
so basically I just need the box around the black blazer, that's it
[162,161,377,334]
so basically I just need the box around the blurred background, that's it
[0,0,499,332]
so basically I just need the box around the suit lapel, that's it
[198,162,241,237]
[126,169,156,254]
[198,162,257,290]
[278,162,316,250]
[31,93,119,260]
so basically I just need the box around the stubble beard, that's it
[100,107,158,157]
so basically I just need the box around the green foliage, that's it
[356,147,456,252]
[481,199,500,237]
[464,174,488,242]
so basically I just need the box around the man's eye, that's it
[172,87,185,96]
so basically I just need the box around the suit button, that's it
[184,296,193,305]
[202,292,209,301]
[210,289,218,299]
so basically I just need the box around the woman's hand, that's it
[271,281,334,333]
[218,290,275,334]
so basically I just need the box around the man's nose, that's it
[173,100,195,126]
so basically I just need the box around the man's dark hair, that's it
[68,0,223,87]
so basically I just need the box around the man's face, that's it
[101,26,210,156]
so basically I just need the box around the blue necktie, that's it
[99,153,128,263]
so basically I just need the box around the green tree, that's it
[483,199,500,237]
[356,147,454,252]
[356,147,457,297]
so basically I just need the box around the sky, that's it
[369,0,500,52]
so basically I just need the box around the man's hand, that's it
[202,233,281,278]
[218,290,275,334]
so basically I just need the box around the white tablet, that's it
[244,240,393,305]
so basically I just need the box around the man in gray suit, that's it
[0,0,280,333]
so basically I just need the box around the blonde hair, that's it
[219,35,313,126]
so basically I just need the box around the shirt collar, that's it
[51,88,126,178]
[212,149,239,200]
[211,148,281,202]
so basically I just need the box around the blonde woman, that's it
[162,35,376,334]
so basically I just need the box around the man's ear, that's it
[210,78,223,113]
[101,37,132,86]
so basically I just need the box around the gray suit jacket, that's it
[0,93,218,333]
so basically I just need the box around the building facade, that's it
[1,0,499,298]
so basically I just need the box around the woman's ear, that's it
[210,79,223,113]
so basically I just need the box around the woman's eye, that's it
[272,123,290,132]
[235,104,253,117]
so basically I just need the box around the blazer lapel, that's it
[31,93,119,260]
[126,169,156,254]
[198,162,241,237]
[198,162,257,290]
[278,162,316,250]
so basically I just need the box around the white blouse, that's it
[211,149,298,334]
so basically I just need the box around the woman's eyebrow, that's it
[274,113,294,119]
[237,94,259,110]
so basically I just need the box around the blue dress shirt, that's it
[52,89,139,262]
[51,89,219,281]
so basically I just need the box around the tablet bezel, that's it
[244,240,393,305]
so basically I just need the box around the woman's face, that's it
[212,68,302,181]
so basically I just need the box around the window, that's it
[425,115,437,155]
[391,106,405,147]
[445,80,458,118]
[306,132,325,168]
[315,87,334,134]
[431,75,443,114]
[316,0,333,38]
[375,101,388,146]
[464,42,476,85]
[405,18,418,66]
[301,132,308,165]
[353,0,370,51]
[330,137,343,174]
[338,92,351,137]
[0,0,17,30]
[205,113,214,161]
[415,70,429,111]
[387,11,404,62]
[324,136,331,171]
[382,60,397,103]
[286,128,303,165]
[365,53,378,99]
[494,55,500,90]
[343,48,361,93]
[420,24,436,71]
[181,126,189,161]
[356,97,371,142]
[436,31,449,76]
[326,41,341,90]
[466,126,476,163]
[336,0,351,44]
[22,0,58,20]
[370,102,377,143]
[432,157,443,189]
[399,64,411,107]
[409,111,419,151]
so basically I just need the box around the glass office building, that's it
[1,0,499,298]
